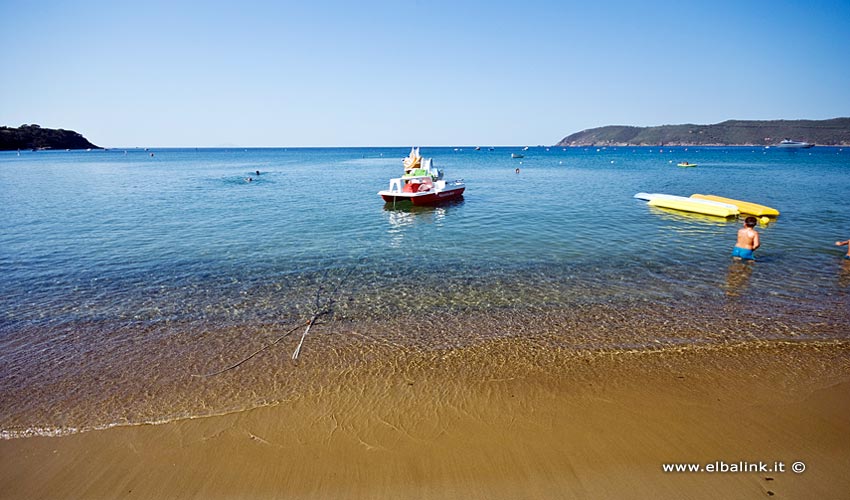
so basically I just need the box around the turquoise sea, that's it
[1,146,849,437]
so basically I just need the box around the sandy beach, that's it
[2,339,848,499]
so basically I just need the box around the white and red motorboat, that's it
[378,148,465,205]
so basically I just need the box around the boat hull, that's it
[380,186,465,205]
[777,141,814,149]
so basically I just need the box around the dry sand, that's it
[2,340,849,499]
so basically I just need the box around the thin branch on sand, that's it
[197,270,351,375]
[195,322,304,377]
[292,280,339,360]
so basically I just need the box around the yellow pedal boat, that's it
[690,194,780,217]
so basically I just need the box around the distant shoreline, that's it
[5,118,850,150]
[3,144,847,152]
[557,118,850,147]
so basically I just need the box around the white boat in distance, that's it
[776,139,814,149]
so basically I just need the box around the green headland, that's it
[1,124,101,151]
[557,118,850,147]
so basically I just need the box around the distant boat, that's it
[776,139,814,149]
[522,146,529,151]
[511,153,524,159]
[474,146,481,151]
[677,162,697,167]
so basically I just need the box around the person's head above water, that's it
[744,216,757,228]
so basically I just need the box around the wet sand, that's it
[2,339,849,499]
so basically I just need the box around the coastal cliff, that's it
[556,118,850,147]
[0,124,101,150]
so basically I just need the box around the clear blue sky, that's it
[2,0,849,147]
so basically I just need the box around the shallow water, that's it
[1,146,849,437]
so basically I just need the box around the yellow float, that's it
[690,194,780,217]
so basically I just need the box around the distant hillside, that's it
[556,118,850,147]
[0,124,101,150]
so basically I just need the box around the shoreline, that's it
[3,294,847,442]
[2,339,849,499]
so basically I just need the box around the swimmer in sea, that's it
[836,239,850,259]
[732,216,760,261]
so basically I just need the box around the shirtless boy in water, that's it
[837,239,850,259]
[732,216,760,260]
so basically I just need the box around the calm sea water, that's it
[1,146,849,437]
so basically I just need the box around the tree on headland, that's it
[0,124,101,150]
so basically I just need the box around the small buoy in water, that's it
[760,216,770,225]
